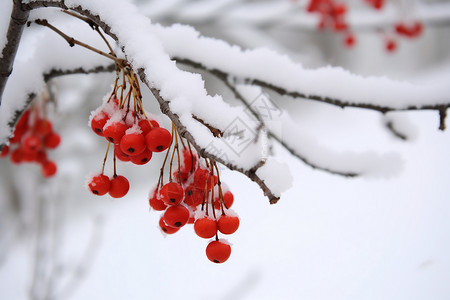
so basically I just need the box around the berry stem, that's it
[101,142,111,174]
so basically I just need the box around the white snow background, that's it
[1,0,450,299]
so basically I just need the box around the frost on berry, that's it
[88,174,111,196]
[205,240,232,264]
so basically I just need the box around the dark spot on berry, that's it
[170,198,176,203]
[108,137,114,142]
[156,145,163,151]
[213,259,219,263]
[93,190,99,194]
[174,222,182,227]
[187,190,193,196]
[162,227,167,232]
[95,128,102,133]
[141,158,148,163]
[127,147,135,153]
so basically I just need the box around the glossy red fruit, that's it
[35,119,53,136]
[194,168,217,190]
[90,112,109,136]
[159,217,179,234]
[214,191,234,210]
[103,121,128,145]
[10,127,26,143]
[385,39,397,52]
[138,119,159,136]
[194,216,218,239]
[160,182,184,205]
[0,145,9,158]
[88,174,111,196]
[108,175,129,198]
[163,205,190,228]
[44,132,61,149]
[184,185,204,207]
[130,148,152,165]
[22,134,41,153]
[217,215,240,235]
[206,240,231,263]
[145,127,172,152]
[114,146,130,162]
[181,149,197,173]
[119,133,146,156]
[10,148,24,164]
[41,160,57,177]
[344,33,356,48]
[149,190,167,211]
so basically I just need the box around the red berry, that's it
[184,185,204,207]
[44,132,61,149]
[41,160,57,177]
[214,191,234,210]
[217,214,240,235]
[159,217,179,234]
[22,134,41,153]
[206,240,231,263]
[10,127,26,144]
[181,149,197,173]
[160,182,184,205]
[90,112,109,136]
[138,119,159,136]
[194,216,218,239]
[114,146,130,162]
[36,150,47,163]
[88,174,111,196]
[16,110,30,130]
[163,205,190,228]
[10,148,24,164]
[385,39,397,52]
[194,168,217,190]
[149,189,167,211]
[145,127,172,152]
[344,33,356,48]
[35,119,53,136]
[108,175,129,198]
[103,121,128,144]
[0,145,9,158]
[120,132,146,156]
[130,148,153,165]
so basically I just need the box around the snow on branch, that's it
[152,24,450,115]
[1,0,285,203]
[1,0,445,202]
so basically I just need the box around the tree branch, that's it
[0,0,30,106]
[175,58,450,130]
[179,59,359,177]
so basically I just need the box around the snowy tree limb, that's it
[0,0,30,105]
[175,58,450,131]
[182,60,359,177]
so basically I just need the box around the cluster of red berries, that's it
[305,0,355,48]
[149,147,239,264]
[365,0,384,10]
[85,68,239,263]
[303,0,424,52]
[86,69,172,199]
[1,104,60,177]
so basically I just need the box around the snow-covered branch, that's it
[1,0,446,202]
[0,0,30,105]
